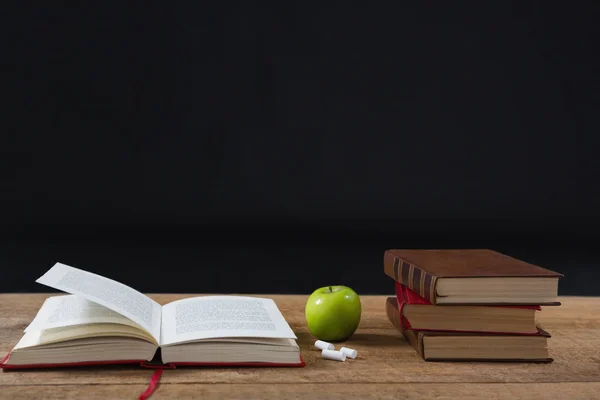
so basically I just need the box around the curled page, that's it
[35,262,162,342]
[24,294,145,333]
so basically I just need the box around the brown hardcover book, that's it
[384,249,563,305]
[385,297,553,362]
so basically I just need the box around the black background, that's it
[2,3,599,295]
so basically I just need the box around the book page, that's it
[36,262,162,342]
[15,323,157,349]
[24,295,146,333]
[160,296,297,346]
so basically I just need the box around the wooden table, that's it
[1,294,599,399]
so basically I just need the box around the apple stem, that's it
[329,286,332,293]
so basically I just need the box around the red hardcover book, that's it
[394,281,543,334]
[1,263,305,371]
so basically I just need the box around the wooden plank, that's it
[3,382,600,400]
[1,294,599,387]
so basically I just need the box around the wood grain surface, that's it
[1,294,599,399]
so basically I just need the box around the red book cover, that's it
[394,281,542,334]
[395,280,541,309]
[0,349,305,370]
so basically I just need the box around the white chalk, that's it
[321,349,346,362]
[340,347,357,359]
[314,340,334,350]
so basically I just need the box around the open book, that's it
[1,263,304,369]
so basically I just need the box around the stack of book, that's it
[383,249,563,362]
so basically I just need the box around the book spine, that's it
[394,282,409,330]
[396,281,431,305]
[385,297,404,333]
[384,250,438,304]
[385,297,423,359]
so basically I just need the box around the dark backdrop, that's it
[2,3,599,295]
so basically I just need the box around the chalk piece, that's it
[314,340,334,350]
[321,349,346,362]
[340,347,357,359]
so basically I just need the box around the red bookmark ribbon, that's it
[139,369,164,400]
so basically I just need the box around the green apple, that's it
[305,285,361,342]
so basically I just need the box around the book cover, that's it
[384,249,563,305]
